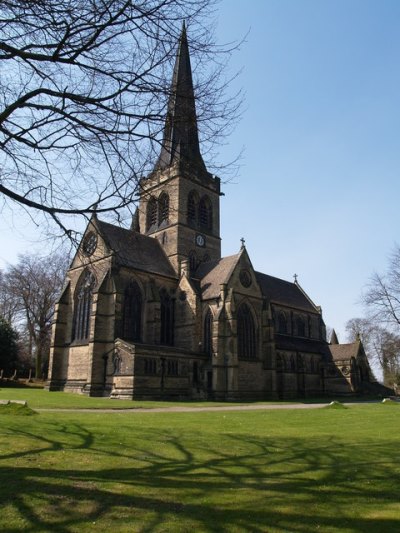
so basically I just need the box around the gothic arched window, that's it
[158,193,169,225]
[160,288,174,346]
[296,316,306,337]
[297,353,304,372]
[187,191,198,225]
[146,197,158,231]
[278,312,287,334]
[189,250,198,274]
[122,281,142,342]
[237,303,256,359]
[72,270,95,342]
[199,196,212,230]
[204,308,213,356]
[276,353,284,372]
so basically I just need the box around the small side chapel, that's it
[47,25,374,400]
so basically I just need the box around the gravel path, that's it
[35,402,363,414]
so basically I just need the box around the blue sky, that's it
[1,0,399,345]
[215,0,400,342]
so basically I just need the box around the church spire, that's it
[154,22,206,173]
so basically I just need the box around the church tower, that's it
[137,24,222,274]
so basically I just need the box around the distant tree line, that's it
[0,252,69,380]
[345,245,400,390]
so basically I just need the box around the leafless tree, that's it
[363,245,400,330]
[0,0,241,239]
[346,317,400,388]
[2,253,69,378]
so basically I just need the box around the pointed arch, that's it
[199,195,212,230]
[146,196,158,231]
[158,192,169,225]
[188,250,198,274]
[160,288,174,346]
[277,311,288,334]
[187,190,198,225]
[122,281,142,342]
[204,307,213,356]
[296,315,306,337]
[237,302,257,359]
[72,270,96,342]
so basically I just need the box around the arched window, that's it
[72,270,95,342]
[158,193,169,225]
[204,308,213,356]
[199,196,212,230]
[146,197,157,231]
[276,354,284,372]
[160,288,174,346]
[278,312,287,334]
[237,303,256,359]
[189,250,198,273]
[187,191,197,225]
[296,353,304,372]
[296,316,306,337]
[122,281,142,342]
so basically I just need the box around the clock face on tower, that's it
[195,234,205,247]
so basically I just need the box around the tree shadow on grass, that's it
[1,423,400,532]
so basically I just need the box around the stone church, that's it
[47,25,374,400]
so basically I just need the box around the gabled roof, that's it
[195,253,240,299]
[329,342,361,361]
[154,23,206,174]
[96,220,176,278]
[255,272,319,313]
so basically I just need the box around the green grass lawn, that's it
[0,398,399,532]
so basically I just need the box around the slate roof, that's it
[195,253,240,299]
[96,220,176,278]
[275,334,329,356]
[329,342,361,361]
[255,272,318,313]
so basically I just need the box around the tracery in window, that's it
[160,288,174,346]
[122,281,142,342]
[158,193,169,225]
[237,303,256,359]
[72,270,95,342]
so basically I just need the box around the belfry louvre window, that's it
[160,288,174,346]
[199,196,212,230]
[158,193,169,224]
[237,303,256,359]
[122,281,142,342]
[72,271,95,342]
[204,308,213,356]
[187,191,197,225]
[146,197,158,230]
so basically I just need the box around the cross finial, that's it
[240,237,245,249]
[293,273,298,283]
